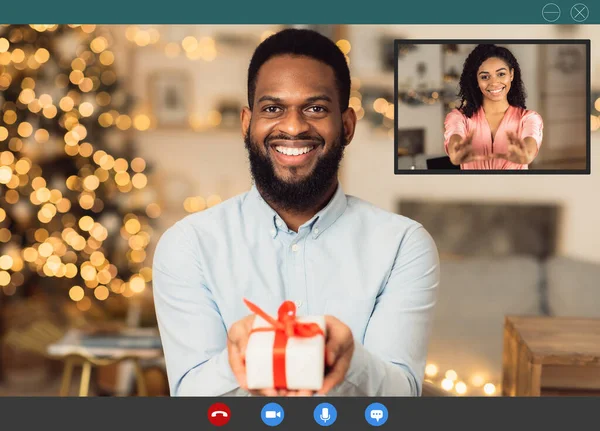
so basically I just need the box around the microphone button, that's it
[313,402,337,426]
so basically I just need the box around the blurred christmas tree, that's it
[0,24,158,348]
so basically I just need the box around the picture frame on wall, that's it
[148,69,193,129]
[397,128,425,156]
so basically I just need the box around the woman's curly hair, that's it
[457,44,527,118]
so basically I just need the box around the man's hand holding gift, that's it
[227,299,355,396]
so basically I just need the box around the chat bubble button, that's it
[365,403,388,426]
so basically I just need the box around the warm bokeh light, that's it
[454,381,467,395]
[591,115,600,132]
[76,296,92,311]
[79,142,94,157]
[0,151,14,165]
[5,190,19,204]
[65,263,78,278]
[3,110,17,124]
[11,48,25,63]
[133,114,151,131]
[115,172,130,186]
[113,158,128,172]
[140,267,152,282]
[182,36,198,52]
[0,271,11,287]
[132,173,147,189]
[81,264,97,281]
[90,36,108,53]
[184,196,207,213]
[425,363,438,377]
[79,194,95,210]
[445,370,458,381]
[483,383,496,395]
[373,98,389,114]
[0,38,9,53]
[79,102,94,117]
[98,112,113,127]
[0,255,14,270]
[14,158,31,175]
[146,203,161,218]
[90,251,106,267]
[131,157,146,172]
[96,92,111,106]
[19,88,36,104]
[129,275,146,293]
[83,175,100,191]
[34,129,50,144]
[0,229,11,243]
[99,51,115,66]
[94,285,109,300]
[125,218,141,235]
[0,166,12,184]
[79,216,95,231]
[470,375,485,387]
[441,379,454,391]
[116,114,132,130]
[336,39,351,55]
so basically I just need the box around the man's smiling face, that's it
[242,54,355,212]
[245,54,344,182]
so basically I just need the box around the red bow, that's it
[244,298,324,389]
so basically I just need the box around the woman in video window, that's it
[444,44,543,170]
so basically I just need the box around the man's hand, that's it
[490,131,537,165]
[227,314,255,391]
[316,315,355,395]
[228,314,355,396]
[227,314,315,397]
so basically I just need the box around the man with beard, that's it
[152,28,440,397]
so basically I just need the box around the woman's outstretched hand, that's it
[448,132,492,165]
[490,132,537,165]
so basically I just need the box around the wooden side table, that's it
[502,316,600,396]
[47,327,163,397]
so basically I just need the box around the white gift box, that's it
[245,314,326,391]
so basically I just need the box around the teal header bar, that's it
[0,0,597,24]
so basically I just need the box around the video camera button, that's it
[261,402,285,427]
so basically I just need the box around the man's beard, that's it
[244,126,346,213]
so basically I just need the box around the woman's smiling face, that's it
[476,56,514,102]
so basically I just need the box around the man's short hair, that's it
[247,28,351,112]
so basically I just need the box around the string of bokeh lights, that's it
[424,363,499,397]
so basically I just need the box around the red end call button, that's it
[208,402,231,426]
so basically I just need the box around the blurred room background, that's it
[0,24,599,397]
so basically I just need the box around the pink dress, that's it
[443,105,543,170]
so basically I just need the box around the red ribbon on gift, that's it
[244,298,324,389]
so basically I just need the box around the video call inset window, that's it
[394,40,590,174]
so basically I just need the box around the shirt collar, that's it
[243,182,347,239]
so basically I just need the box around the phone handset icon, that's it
[211,411,229,418]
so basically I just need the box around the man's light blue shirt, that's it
[152,182,440,396]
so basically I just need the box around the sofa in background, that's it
[422,254,600,396]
